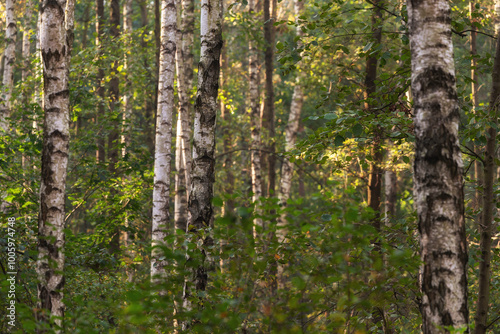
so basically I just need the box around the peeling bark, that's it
[0,0,17,131]
[37,0,75,330]
[407,0,469,331]
[183,0,222,311]
[151,0,177,287]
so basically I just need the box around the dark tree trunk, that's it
[473,9,500,333]
[96,0,106,163]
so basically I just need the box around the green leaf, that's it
[334,135,344,147]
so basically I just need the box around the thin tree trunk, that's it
[81,3,90,49]
[36,0,74,330]
[21,0,33,83]
[96,0,106,163]
[183,0,222,315]
[122,0,133,282]
[470,2,483,212]
[407,0,469,331]
[122,0,133,156]
[473,7,500,333]
[21,0,34,170]
[262,0,276,197]
[151,0,177,287]
[364,2,385,330]
[108,0,121,257]
[220,42,234,216]
[0,0,17,131]
[384,143,397,220]
[365,0,383,232]
[174,0,195,232]
[276,0,304,280]
[249,0,263,238]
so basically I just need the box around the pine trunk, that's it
[473,8,500,333]
[174,0,195,232]
[36,0,74,330]
[407,0,469,331]
[0,0,17,131]
[365,0,383,231]
[262,0,276,197]
[151,0,177,286]
[183,0,222,310]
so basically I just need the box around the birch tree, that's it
[21,0,34,84]
[151,0,177,285]
[0,0,17,131]
[36,0,74,330]
[122,0,133,156]
[249,0,263,236]
[183,0,223,308]
[407,0,469,331]
[174,0,195,232]
[277,0,304,243]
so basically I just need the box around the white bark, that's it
[22,0,34,83]
[174,0,195,232]
[37,0,74,330]
[151,0,177,286]
[121,0,133,157]
[183,0,222,313]
[249,0,263,237]
[277,0,304,244]
[0,0,17,131]
[407,0,469,331]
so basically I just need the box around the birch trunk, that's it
[249,0,263,237]
[21,0,33,83]
[0,0,17,131]
[151,0,177,286]
[183,0,222,309]
[108,0,121,257]
[277,0,304,243]
[473,8,500,333]
[470,2,483,211]
[407,0,469,331]
[122,0,133,157]
[36,0,74,330]
[174,0,195,232]
[122,0,133,281]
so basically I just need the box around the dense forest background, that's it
[0,0,499,332]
